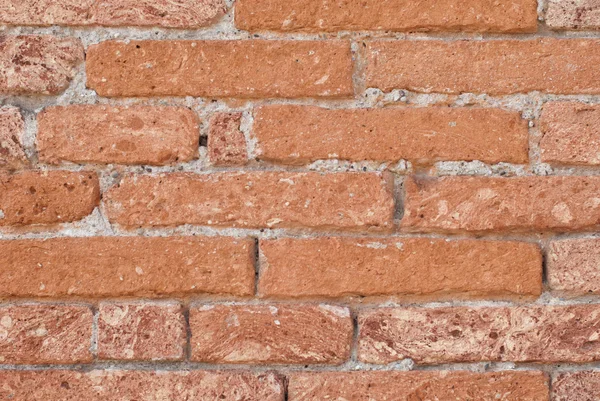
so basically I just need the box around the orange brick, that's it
[546,0,600,30]
[548,238,600,295]
[0,107,28,170]
[208,112,248,166]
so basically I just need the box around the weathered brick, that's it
[402,176,600,233]
[0,171,99,226]
[208,112,248,166]
[0,107,27,170]
[98,302,186,361]
[104,172,394,231]
[190,304,352,364]
[37,105,199,165]
[548,238,600,295]
[0,36,83,95]
[86,40,353,98]
[236,0,538,33]
[540,102,600,165]
[0,305,92,364]
[359,305,600,364]
[259,237,542,300]
[365,39,600,95]
[0,236,254,298]
[553,371,600,401]
[0,370,285,400]
[253,105,529,165]
[546,0,600,30]
[289,371,549,401]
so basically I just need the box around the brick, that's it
[540,102,600,165]
[253,105,529,165]
[190,304,352,364]
[86,40,353,98]
[0,370,284,400]
[98,302,186,361]
[104,172,394,231]
[546,0,600,30]
[208,112,248,166]
[0,107,27,170]
[0,35,83,95]
[548,238,600,295]
[289,371,549,400]
[553,372,600,401]
[0,305,92,364]
[0,171,99,226]
[365,39,600,95]
[236,0,537,33]
[0,0,227,28]
[0,236,254,298]
[259,237,542,300]
[402,176,600,233]
[37,105,200,166]
[359,305,600,364]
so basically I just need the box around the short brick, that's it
[236,0,537,33]
[548,238,600,295]
[546,0,600,30]
[0,236,254,298]
[553,372,600,401]
[98,302,186,361]
[288,371,549,401]
[253,105,529,165]
[208,112,248,166]
[0,35,83,95]
[0,107,28,170]
[259,237,542,300]
[104,172,394,231]
[365,39,600,95]
[37,105,200,166]
[402,176,600,233]
[0,171,99,226]
[87,40,353,98]
[0,305,92,364]
[359,305,600,364]
[190,304,352,364]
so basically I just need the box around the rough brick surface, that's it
[208,112,248,166]
[259,237,542,299]
[98,302,186,361]
[0,305,92,364]
[365,39,600,95]
[548,238,600,295]
[553,371,600,401]
[104,172,394,231]
[0,35,83,95]
[87,40,353,98]
[37,105,200,165]
[190,304,352,364]
[546,0,600,30]
[0,236,255,298]
[253,105,529,165]
[0,106,27,170]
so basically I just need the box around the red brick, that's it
[236,0,538,33]
[104,172,394,231]
[37,105,199,166]
[0,171,99,226]
[0,305,92,364]
[553,371,600,401]
[259,237,542,300]
[0,236,254,298]
[98,302,186,361]
[359,305,600,364]
[190,304,352,364]
[0,35,83,95]
[546,0,600,30]
[208,112,248,166]
[0,107,27,170]
[402,176,600,233]
[86,40,353,98]
[548,238,600,295]
[253,105,529,165]
[365,39,600,95]
[0,370,284,400]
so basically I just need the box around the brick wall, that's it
[1,0,600,399]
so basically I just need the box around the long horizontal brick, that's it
[37,105,200,165]
[0,370,284,400]
[0,236,254,298]
[190,304,352,364]
[289,371,549,401]
[0,305,92,364]
[259,237,542,299]
[546,0,600,30]
[540,102,600,165]
[0,35,83,95]
[365,39,600,95]
[253,105,529,165]
[0,171,99,226]
[359,305,600,364]
[104,172,394,231]
[236,0,538,33]
[548,238,600,295]
[87,40,353,98]
[402,176,600,232]
[553,372,600,401]
[0,106,27,170]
